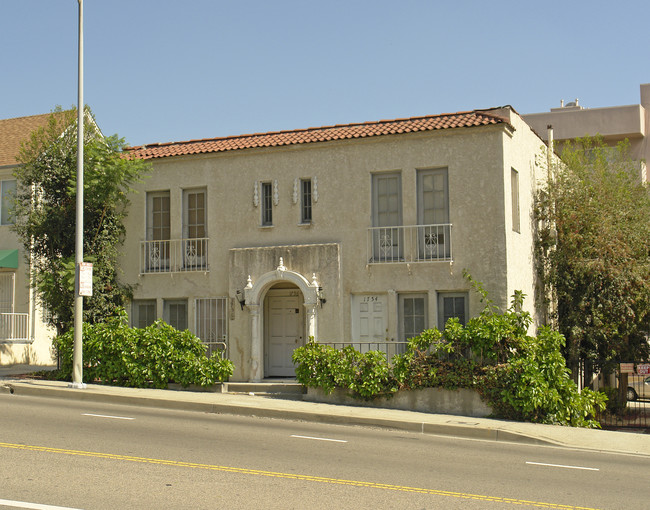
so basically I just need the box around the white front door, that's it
[265,290,303,377]
[351,294,388,351]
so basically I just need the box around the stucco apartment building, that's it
[125,106,548,382]
[524,83,650,183]
[0,114,55,365]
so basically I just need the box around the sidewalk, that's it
[2,366,649,457]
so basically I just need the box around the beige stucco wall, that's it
[120,112,546,381]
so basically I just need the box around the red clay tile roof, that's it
[0,113,55,167]
[125,109,510,160]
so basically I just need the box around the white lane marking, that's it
[526,461,599,471]
[290,434,348,443]
[82,413,134,421]
[0,499,83,510]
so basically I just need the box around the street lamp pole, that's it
[70,0,86,389]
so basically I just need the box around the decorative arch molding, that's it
[243,259,320,381]
[244,266,318,307]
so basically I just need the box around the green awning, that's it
[0,249,18,268]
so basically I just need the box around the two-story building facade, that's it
[0,114,55,365]
[124,106,548,382]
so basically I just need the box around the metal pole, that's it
[70,0,86,389]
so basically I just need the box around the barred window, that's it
[195,297,228,357]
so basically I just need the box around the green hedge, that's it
[293,280,607,428]
[54,309,234,388]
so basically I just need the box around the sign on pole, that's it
[77,262,93,297]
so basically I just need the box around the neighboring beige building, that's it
[524,83,650,182]
[0,114,56,365]
[125,106,548,382]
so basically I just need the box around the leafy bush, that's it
[478,327,607,427]
[54,308,234,388]
[293,276,608,427]
[293,341,395,400]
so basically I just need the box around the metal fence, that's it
[140,238,209,274]
[367,224,452,263]
[0,312,29,342]
[319,341,410,361]
[574,360,650,430]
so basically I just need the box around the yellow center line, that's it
[0,441,598,509]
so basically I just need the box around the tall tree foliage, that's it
[12,108,149,334]
[535,136,650,371]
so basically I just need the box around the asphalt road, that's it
[1,393,649,510]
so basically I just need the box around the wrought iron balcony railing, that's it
[140,238,209,274]
[367,224,452,263]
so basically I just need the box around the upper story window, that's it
[144,191,171,272]
[371,172,402,261]
[261,182,273,226]
[183,188,206,239]
[146,191,171,241]
[417,168,450,260]
[300,178,312,224]
[511,168,520,233]
[1,180,17,226]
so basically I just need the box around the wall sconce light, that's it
[317,286,326,308]
[236,289,246,310]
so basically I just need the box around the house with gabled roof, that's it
[0,113,57,365]
[124,106,549,382]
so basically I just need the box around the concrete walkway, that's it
[1,365,649,457]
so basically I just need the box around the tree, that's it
[535,136,650,374]
[12,107,150,335]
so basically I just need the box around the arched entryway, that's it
[244,261,319,381]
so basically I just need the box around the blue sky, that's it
[2,0,648,147]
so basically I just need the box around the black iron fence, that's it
[573,360,650,430]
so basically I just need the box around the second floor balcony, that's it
[367,224,452,264]
[140,238,209,274]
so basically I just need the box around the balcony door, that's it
[146,191,171,271]
[417,168,450,260]
[182,189,207,269]
[372,172,402,261]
